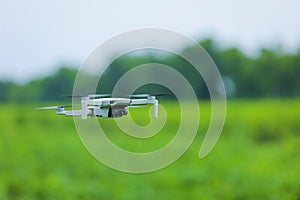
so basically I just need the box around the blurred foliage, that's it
[1,38,300,102]
[0,68,77,102]
[0,100,300,199]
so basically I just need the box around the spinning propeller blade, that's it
[127,93,170,98]
[150,93,170,97]
[88,94,111,98]
[63,94,111,98]
[36,105,72,110]
[63,95,84,98]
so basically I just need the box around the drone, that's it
[37,93,167,119]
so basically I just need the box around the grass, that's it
[0,99,300,199]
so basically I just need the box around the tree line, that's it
[0,39,299,102]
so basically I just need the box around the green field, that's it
[1,99,300,199]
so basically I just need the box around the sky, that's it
[1,0,300,83]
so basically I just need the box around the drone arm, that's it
[130,99,159,118]
[130,99,149,105]
[64,110,85,117]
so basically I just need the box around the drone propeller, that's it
[150,93,170,97]
[63,94,111,98]
[63,95,85,98]
[64,93,169,99]
[36,105,72,110]
[127,93,170,98]
[88,94,111,98]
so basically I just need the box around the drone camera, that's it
[110,106,128,118]
[57,106,65,112]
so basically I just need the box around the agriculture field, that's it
[0,99,300,199]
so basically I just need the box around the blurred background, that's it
[1,0,300,199]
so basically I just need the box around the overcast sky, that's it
[1,0,300,83]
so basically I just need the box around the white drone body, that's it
[38,94,163,119]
